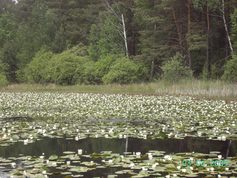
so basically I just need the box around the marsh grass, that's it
[1,80,237,100]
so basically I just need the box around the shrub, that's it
[67,44,89,57]
[222,55,237,82]
[23,46,93,85]
[0,73,8,86]
[81,61,96,84]
[93,55,118,83]
[75,59,96,84]
[161,53,193,82]
[48,51,90,85]
[23,49,54,83]
[102,57,145,84]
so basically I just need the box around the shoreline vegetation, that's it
[1,80,237,101]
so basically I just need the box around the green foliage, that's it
[102,58,145,84]
[201,63,209,80]
[89,24,100,61]
[47,51,89,85]
[93,55,118,83]
[222,55,237,82]
[23,47,91,85]
[161,53,193,82]
[210,64,221,80]
[80,61,96,85]
[0,0,236,84]
[134,0,176,79]
[192,0,221,10]
[0,73,8,86]
[0,14,16,47]
[23,49,54,83]
[67,44,89,57]
[231,8,237,53]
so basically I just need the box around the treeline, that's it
[0,0,237,85]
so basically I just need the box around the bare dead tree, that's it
[104,0,129,57]
[221,0,234,56]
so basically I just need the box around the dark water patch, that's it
[0,137,236,158]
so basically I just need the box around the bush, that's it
[23,47,92,85]
[161,53,193,82]
[48,51,90,85]
[81,61,97,84]
[102,57,145,84]
[222,55,237,82]
[0,73,8,86]
[93,55,118,83]
[23,49,54,83]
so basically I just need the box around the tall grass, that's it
[1,80,237,100]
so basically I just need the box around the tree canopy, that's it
[0,0,237,84]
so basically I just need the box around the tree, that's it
[231,8,237,53]
[135,0,178,79]
[221,0,234,56]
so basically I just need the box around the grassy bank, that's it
[0,80,237,100]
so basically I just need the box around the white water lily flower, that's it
[218,155,222,159]
[66,161,70,165]
[147,153,153,160]
[23,139,29,145]
[129,163,135,168]
[164,155,172,161]
[225,167,229,171]
[42,170,47,174]
[109,128,114,133]
[136,152,141,158]
[177,165,181,170]
[75,136,79,141]
[52,162,57,167]
[181,168,186,173]
[165,175,170,178]
[11,162,16,168]
[78,149,83,155]
[221,135,226,141]
[152,163,159,169]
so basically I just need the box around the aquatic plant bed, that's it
[0,92,236,177]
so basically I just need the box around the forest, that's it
[0,0,237,85]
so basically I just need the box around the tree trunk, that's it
[206,2,210,77]
[172,7,182,50]
[222,0,234,56]
[122,14,129,57]
[150,59,154,80]
[187,0,192,68]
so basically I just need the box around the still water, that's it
[0,137,236,178]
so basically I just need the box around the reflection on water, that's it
[0,136,236,158]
